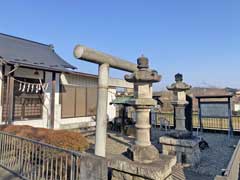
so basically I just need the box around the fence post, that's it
[80,155,108,180]
[70,155,76,180]
[19,138,23,175]
[0,133,2,163]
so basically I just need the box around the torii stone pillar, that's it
[95,63,109,156]
[125,56,161,163]
[74,45,137,157]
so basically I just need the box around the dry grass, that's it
[0,125,89,152]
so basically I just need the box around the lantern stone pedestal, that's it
[109,56,176,179]
[126,99,160,163]
[160,136,200,166]
[124,56,161,163]
[127,141,160,163]
[159,74,200,166]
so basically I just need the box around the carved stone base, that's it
[127,145,160,163]
[160,136,200,166]
[108,153,176,180]
[166,130,192,139]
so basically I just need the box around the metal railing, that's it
[0,131,106,180]
[224,139,240,179]
[154,112,240,132]
[215,139,240,180]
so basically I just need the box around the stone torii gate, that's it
[74,45,137,157]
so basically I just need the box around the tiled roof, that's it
[0,33,76,72]
[110,96,133,105]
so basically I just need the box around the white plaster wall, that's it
[60,116,95,124]
[13,67,44,79]
[55,73,60,105]
[108,78,133,89]
[0,69,119,129]
[58,73,117,128]
[59,117,96,129]
[42,71,52,128]
[0,66,100,129]
[43,72,62,130]
[13,119,46,128]
[60,73,98,87]
[53,73,62,129]
[108,88,116,122]
[56,73,98,129]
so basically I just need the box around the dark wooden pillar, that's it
[50,72,56,129]
[185,95,193,132]
[121,105,126,135]
[228,97,233,137]
[0,65,4,123]
[6,66,14,124]
[173,106,176,129]
[198,98,203,132]
[0,65,4,103]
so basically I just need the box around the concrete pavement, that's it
[0,167,21,180]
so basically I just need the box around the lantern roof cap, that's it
[167,73,191,91]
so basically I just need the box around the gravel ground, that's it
[86,130,239,180]
[87,132,133,156]
[186,132,239,178]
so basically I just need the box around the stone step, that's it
[68,126,96,137]
[172,165,186,180]
[81,129,96,137]
[59,120,96,130]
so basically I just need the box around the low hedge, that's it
[0,125,89,152]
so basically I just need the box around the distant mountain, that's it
[224,87,239,94]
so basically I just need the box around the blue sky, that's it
[0,0,239,90]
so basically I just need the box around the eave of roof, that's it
[0,33,77,72]
[196,94,233,99]
[4,60,72,73]
[63,70,98,79]
[110,96,133,105]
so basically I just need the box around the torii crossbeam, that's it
[74,45,137,157]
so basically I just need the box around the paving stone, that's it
[0,167,21,180]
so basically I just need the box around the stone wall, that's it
[80,154,108,180]
[107,154,176,180]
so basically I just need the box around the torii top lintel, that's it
[74,45,137,72]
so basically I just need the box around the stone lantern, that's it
[160,74,200,166]
[167,73,191,135]
[125,56,161,163]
